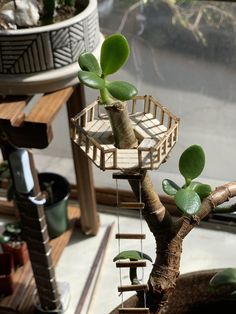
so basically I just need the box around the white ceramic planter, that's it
[0,0,103,95]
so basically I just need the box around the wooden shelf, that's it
[0,204,80,314]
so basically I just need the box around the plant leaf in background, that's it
[179,145,205,184]
[0,234,10,244]
[162,179,180,196]
[175,189,201,215]
[210,268,236,288]
[106,81,138,101]
[188,181,212,200]
[78,52,102,76]
[100,33,130,76]
[77,71,105,90]
[113,250,152,262]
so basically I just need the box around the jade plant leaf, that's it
[210,268,236,288]
[113,250,152,262]
[179,145,205,183]
[106,81,138,101]
[188,181,212,200]
[162,179,180,196]
[100,33,130,76]
[78,52,102,76]
[78,71,105,89]
[175,189,201,215]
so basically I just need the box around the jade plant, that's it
[78,33,236,313]
[162,144,212,216]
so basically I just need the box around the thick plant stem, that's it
[106,100,236,313]
[105,101,137,149]
[129,171,180,313]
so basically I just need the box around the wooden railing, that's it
[71,96,179,170]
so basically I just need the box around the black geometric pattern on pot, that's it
[0,33,54,74]
[53,40,85,68]
[51,22,85,67]
[87,10,100,51]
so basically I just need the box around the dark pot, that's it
[38,172,70,239]
[1,241,29,267]
[0,252,15,296]
[110,269,236,314]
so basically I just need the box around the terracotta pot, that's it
[0,252,15,296]
[110,269,236,314]
[0,0,103,95]
[1,241,29,267]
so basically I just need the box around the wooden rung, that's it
[113,172,143,180]
[118,284,148,292]
[116,233,146,240]
[118,202,145,209]
[116,261,146,268]
[118,308,150,313]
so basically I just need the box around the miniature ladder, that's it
[113,172,150,314]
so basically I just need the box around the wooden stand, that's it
[0,205,79,314]
[0,85,99,234]
[0,85,99,313]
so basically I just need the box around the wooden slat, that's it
[115,233,146,240]
[116,261,146,268]
[118,284,148,292]
[25,87,73,124]
[0,98,27,126]
[112,172,143,180]
[118,308,149,313]
[119,202,145,209]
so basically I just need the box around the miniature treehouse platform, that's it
[71,95,179,171]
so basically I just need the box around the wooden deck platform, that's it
[72,95,179,171]
[0,204,80,314]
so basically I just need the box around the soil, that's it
[0,0,88,28]
[110,270,236,314]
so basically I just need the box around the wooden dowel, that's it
[118,308,150,313]
[116,261,146,268]
[112,172,143,180]
[118,284,148,292]
[115,233,146,240]
[118,202,145,209]
[75,223,114,314]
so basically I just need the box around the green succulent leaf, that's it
[113,250,152,262]
[78,71,105,90]
[162,179,180,196]
[188,181,212,200]
[0,234,10,244]
[100,33,130,76]
[179,145,205,183]
[78,52,102,76]
[210,268,236,288]
[175,189,201,215]
[106,81,138,101]
[5,222,21,235]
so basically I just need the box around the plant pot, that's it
[110,269,236,314]
[0,0,103,95]
[0,252,15,296]
[38,172,70,239]
[1,241,29,267]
